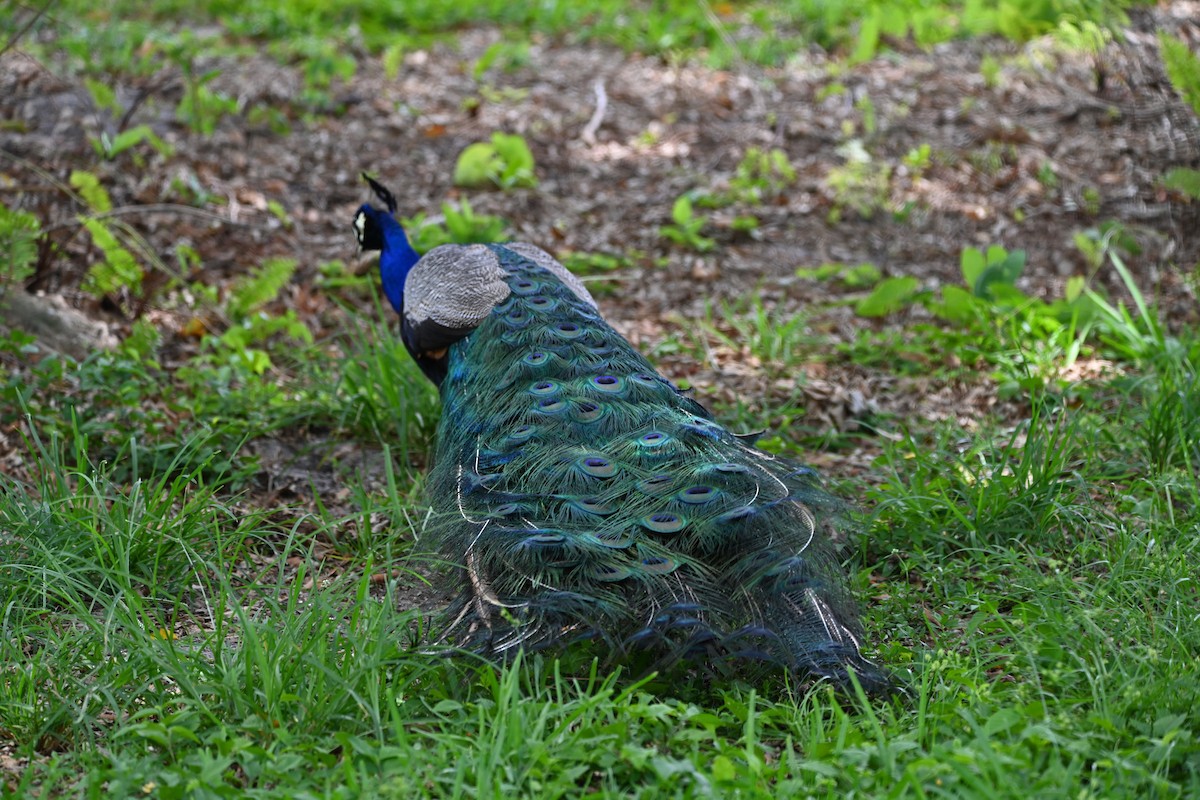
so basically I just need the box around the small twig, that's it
[117,77,176,132]
[0,0,57,60]
[581,78,608,145]
[39,203,257,235]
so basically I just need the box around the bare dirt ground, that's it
[1,7,1198,489]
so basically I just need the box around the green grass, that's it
[3,263,1198,797]
[14,0,1145,81]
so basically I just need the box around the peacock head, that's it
[354,173,419,314]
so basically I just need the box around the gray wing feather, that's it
[404,245,511,332]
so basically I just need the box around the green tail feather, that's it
[423,245,887,691]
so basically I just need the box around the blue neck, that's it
[375,211,420,314]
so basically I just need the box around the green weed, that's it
[796,262,882,288]
[453,132,538,190]
[0,202,41,289]
[690,147,798,213]
[1159,30,1200,115]
[660,194,716,252]
[90,124,174,162]
[403,199,510,252]
[902,143,933,177]
[825,140,892,220]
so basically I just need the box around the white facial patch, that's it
[353,211,367,246]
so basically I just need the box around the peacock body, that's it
[354,177,885,690]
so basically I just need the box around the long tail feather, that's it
[422,244,888,691]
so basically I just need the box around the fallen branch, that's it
[0,290,118,359]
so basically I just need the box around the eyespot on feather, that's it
[508,424,538,442]
[591,375,626,393]
[535,398,567,414]
[677,485,718,504]
[551,321,584,339]
[568,497,614,516]
[594,530,635,548]
[520,532,567,548]
[640,556,679,575]
[592,564,633,582]
[577,456,618,478]
[640,512,686,534]
[637,431,670,447]
[527,296,558,312]
[572,400,606,423]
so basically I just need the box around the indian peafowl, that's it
[353,176,886,691]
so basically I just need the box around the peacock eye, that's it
[508,424,537,442]
[677,485,718,504]
[578,456,617,478]
[590,375,625,394]
[523,351,548,366]
[641,512,686,534]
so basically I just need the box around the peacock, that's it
[353,175,886,691]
